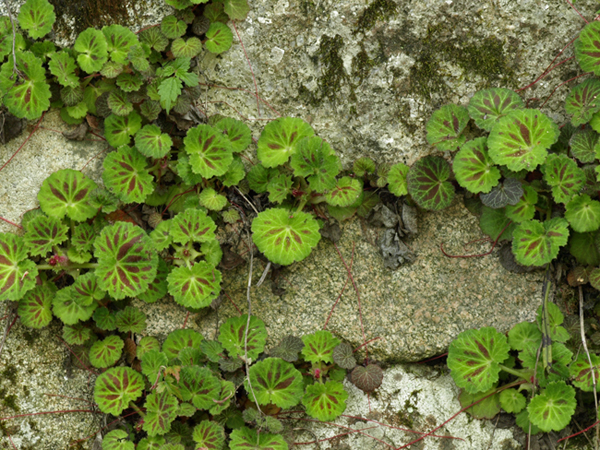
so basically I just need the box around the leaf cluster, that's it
[447,303,588,434]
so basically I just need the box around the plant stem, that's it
[540,267,553,371]
[128,401,145,418]
[498,364,531,381]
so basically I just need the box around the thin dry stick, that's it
[244,228,262,414]
[2,0,19,79]
[234,186,259,216]
[578,285,599,450]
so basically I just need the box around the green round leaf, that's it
[542,153,585,204]
[527,381,576,432]
[290,136,340,192]
[325,176,362,207]
[141,350,168,383]
[93,307,117,331]
[425,104,469,150]
[198,187,228,211]
[62,323,93,345]
[102,24,139,64]
[570,128,599,163]
[184,124,234,178]
[570,353,600,392]
[302,380,348,421]
[107,89,133,116]
[508,321,542,352]
[459,389,501,420]
[104,112,142,147]
[102,430,134,450]
[205,22,233,54]
[18,284,53,328]
[18,0,56,39]
[488,109,558,171]
[138,336,160,359]
[192,421,225,450]
[24,215,68,257]
[505,185,538,223]
[479,206,516,241]
[453,137,501,194]
[162,328,203,360]
[467,87,524,131]
[569,231,600,266]
[407,156,455,211]
[499,388,526,414]
[89,335,124,368]
[179,366,221,409]
[161,15,187,39]
[74,28,108,73]
[94,222,158,300]
[246,357,304,408]
[48,50,78,87]
[37,169,97,221]
[575,21,600,75]
[229,427,287,450]
[167,262,222,309]
[94,367,144,415]
[143,391,179,437]
[170,208,217,244]
[251,208,321,265]
[102,146,154,204]
[52,286,97,325]
[214,117,252,153]
[301,330,340,364]
[257,117,314,168]
[171,37,202,58]
[565,78,600,126]
[512,218,570,266]
[218,314,267,361]
[267,173,292,204]
[140,27,169,52]
[0,233,38,302]
[565,194,600,233]
[447,327,510,394]
[115,306,146,333]
[135,125,173,159]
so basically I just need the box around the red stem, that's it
[565,0,589,23]
[231,21,261,117]
[557,419,600,443]
[333,242,369,360]
[0,216,23,229]
[440,220,512,259]
[323,245,355,329]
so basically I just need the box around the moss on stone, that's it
[2,364,18,384]
[355,0,399,35]
[396,22,518,101]
[316,34,349,103]
[48,0,144,38]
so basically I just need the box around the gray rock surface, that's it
[1,0,597,448]
[0,318,102,449]
[203,0,595,166]
[191,198,543,363]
